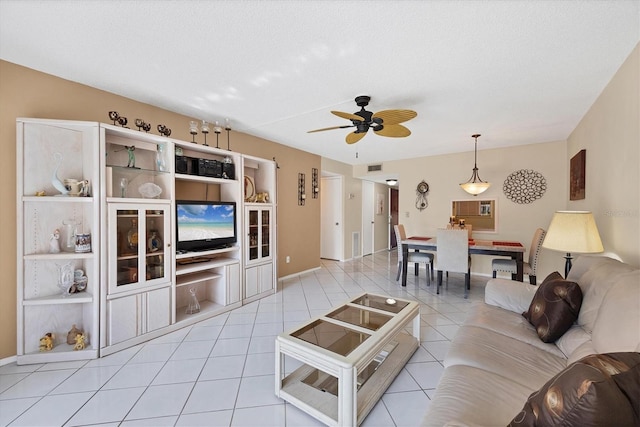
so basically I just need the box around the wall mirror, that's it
[451,199,497,232]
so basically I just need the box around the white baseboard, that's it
[278,266,321,281]
[0,355,17,367]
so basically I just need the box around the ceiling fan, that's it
[308,95,417,144]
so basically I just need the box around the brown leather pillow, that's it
[523,272,582,343]
[509,352,640,426]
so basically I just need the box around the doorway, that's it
[362,180,374,256]
[320,175,343,261]
[389,188,399,249]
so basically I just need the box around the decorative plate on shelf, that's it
[138,182,162,199]
[244,176,256,202]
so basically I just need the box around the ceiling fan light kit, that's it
[308,95,417,144]
[460,134,491,196]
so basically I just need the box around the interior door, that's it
[362,180,374,256]
[389,188,399,249]
[320,176,343,260]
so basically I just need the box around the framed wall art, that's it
[570,149,586,200]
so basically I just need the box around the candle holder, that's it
[189,121,199,143]
[225,118,232,151]
[214,121,222,148]
[201,120,210,146]
[135,118,144,131]
[157,124,172,137]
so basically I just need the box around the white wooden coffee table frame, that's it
[275,293,420,426]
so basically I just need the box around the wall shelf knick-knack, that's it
[298,173,306,206]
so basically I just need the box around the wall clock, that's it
[503,169,547,204]
[415,180,429,211]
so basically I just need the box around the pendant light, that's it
[460,133,490,196]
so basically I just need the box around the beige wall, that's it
[0,60,321,359]
[567,43,640,266]
[354,140,569,277]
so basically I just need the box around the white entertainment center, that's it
[16,118,277,364]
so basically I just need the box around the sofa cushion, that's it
[591,270,640,354]
[523,272,583,343]
[423,365,538,427]
[463,303,566,357]
[485,278,538,313]
[445,325,567,390]
[508,352,640,427]
[573,256,636,333]
[556,324,591,358]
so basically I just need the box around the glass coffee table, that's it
[275,293,420,426]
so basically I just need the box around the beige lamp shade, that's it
[542,211,604,253]
[460,181,491,196]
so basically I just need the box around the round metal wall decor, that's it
[503,169,547,204]
[415,180,429,211]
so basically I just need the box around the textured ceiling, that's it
[1,1,638,167]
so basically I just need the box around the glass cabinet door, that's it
[245,206,272,265]
[261,209,270,258]
[248,210,259,261]
[109,203,170,294]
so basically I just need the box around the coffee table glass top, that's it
[351,294,409,314]
[291,319,370,356]
[327,305,392,331]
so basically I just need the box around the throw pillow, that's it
[523,272,582,343]
[508,352,640,427]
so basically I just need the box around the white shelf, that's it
[22,196,95,203]
[176,271,223,288]
[175,246,239,260]
[176,257,238,276]
[175,300,226,323]
[174,173,239,185]
[23,291,94,305]
[24,252,95,260]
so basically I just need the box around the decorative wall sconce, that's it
[312,168,319,198]
[298,173,306,206]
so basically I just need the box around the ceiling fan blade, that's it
[332,111,365,122]
[346,131,367,144]
[372,109,417,125]
[374,124,412,138]
[307,125,354,133]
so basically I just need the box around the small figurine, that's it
[39,333,54,352]
[49,229,61,253]
[67,324,82,345]
[73,333,86,351]
[125,146,136,168]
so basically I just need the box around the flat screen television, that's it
[176,200,237,252]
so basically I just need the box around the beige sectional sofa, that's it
[423,255,640,426]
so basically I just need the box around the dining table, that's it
[401,236,525,287]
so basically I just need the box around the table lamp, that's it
[542,211,604,277]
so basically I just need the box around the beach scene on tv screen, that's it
[178,204,234,240]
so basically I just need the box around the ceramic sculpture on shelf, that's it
[39,333,54,352]
[74,333,87,351]
[49,229,61,253]
[51,152,69,195]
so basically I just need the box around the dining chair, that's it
[436,228,471,298]
[447,223,473,239]
[394,224,433,285]
[492,228,546,285]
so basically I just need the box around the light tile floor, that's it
[0,251,488,427]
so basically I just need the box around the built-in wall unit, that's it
[16,118,277,363]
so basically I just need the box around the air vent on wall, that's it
[367,164,383,172]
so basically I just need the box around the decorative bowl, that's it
[138,182,162,199]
